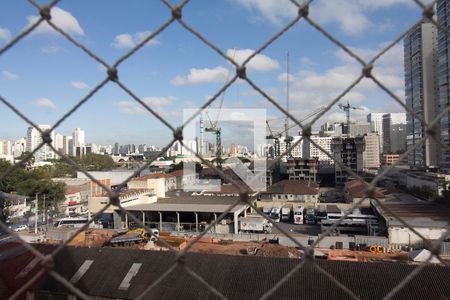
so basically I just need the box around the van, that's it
[269,207,281,223]
[304,208,316,225]
[293,206,305,224]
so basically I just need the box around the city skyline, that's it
[0,1,419,146]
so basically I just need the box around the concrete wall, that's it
[388,226,449,246]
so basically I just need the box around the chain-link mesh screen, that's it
[1,0,450,299]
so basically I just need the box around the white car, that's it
[14,225,29,232]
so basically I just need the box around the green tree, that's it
[170,161,203,174]
[78,153,115,171]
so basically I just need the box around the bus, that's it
[293,206,305,224]
[54,217,88,228]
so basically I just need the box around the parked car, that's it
[14,224,29,232]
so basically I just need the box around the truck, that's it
[293,205,305,224]
[269,207,281,223]
[110,228,159,247]
[304,208,316,225]
[281,204,293,222]
[239,216,273,233]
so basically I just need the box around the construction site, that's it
[26,227,423,264]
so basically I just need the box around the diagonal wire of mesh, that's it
[0,0,449,299]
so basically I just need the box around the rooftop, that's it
[344,179,385,199]
[168,169,197,177]
[372,195,450,228]
[266,180,319,195]
[129,172,175,181]
[3,244,449,300]
[120,190,251,213]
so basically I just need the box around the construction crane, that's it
[266,106,327,158]
[338,101,363,136]
[205,48,237,169]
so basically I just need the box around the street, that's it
[271,221,322,236]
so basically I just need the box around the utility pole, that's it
[42,194,46,224]
[34,194,38,234]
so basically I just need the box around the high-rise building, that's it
[279,136,303,158]
[367,113,385,153]
[54,133,64,156]
[404,21,438,168]
[437,0,450,170]
[331,136,365,187]
[72,128,86,157]
[302,134,333,165]
[320,122,343,137]
[230,144,238,155]
[63,136,73,156]
[362,133,380,170]
[348,123,371,137]
[72,128,85,147]
[0,140,13,163]
[26,125,55,161]
[12,138,26,158]
[382,113,407,154]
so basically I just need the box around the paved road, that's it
[271,221,322,236]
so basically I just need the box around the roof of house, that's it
[168,169,197,177]
[344,179,385,199]
[266,180,319,195]
[129,172,175,182]
[4,244,450,300]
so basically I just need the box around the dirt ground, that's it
[187,239,300,258]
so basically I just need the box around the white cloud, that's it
[143,96,174,107]
[171,66,229,85]
[232,0,413,36]
[116,97,174,115]
[34,98,55,109]
[227,48,279,71]
[0,27,11,41]
[2,71,19,80]
[70,81,89,89]
[112,31,159,49]
[41,44,63,54]
[27,7,84,36]
[231,0,296,25]
[266,41,405,126]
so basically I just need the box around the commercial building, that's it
[437,0,450,171]
[347,123,371,137]
[404,21,438,168]
[112,190,254,234]
[382,113,407,154]
[372,196,450,246]
[331,136,365,187]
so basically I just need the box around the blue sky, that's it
[0,0,428,147]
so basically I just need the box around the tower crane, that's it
[205,48,237,169]
[338,101,363,136]
[266,106,327,158]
